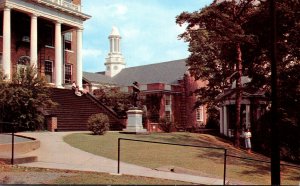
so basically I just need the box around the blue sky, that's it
[82,0,213,72]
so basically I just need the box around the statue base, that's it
[122,109,147,134]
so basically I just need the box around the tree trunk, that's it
[234,43,242,147]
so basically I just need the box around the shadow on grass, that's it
[239,163,270,175]
[281,166,300,182]
[134,133,219,149]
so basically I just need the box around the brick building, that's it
[0,0,90,89]
[83,27,208,131]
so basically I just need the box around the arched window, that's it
[17,56,30,74]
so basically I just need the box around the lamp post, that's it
[270,0,280,184]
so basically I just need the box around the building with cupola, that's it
[83,27,208,132]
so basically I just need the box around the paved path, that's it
[17,132,225,185]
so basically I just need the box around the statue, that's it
[132,81,140,108]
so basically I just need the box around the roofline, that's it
[122,58,187,70]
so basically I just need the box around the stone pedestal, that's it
[123,109,147,133]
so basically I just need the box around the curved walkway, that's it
[17,132,224,185]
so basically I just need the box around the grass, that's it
[0,164,192,185]
[64,132,300,185]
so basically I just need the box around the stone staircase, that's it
[49,88,125,131]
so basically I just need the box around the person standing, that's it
[244,128,252,153]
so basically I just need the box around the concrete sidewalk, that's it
[17,132,225,185]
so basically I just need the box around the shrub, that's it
[0,65,57,132]
[87,113,110,135]
[159,117,172,133]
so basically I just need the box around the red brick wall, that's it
[179,74,208,129]
[147,83,165,91]
[64,30,77,83]
[0,13,78,83]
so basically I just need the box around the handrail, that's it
[117,138,227,185]
[227,154,300,169]
[85,93,124,120]
[117,137,300,185]
[0,122,18,165]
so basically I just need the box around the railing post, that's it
[11,124,15,165]
[118,138,120,174]
[223,149,227,185]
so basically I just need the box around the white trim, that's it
[196,106,204,122]
[6,0,87,29]
[45,45,55,49]
[65,49,74,53]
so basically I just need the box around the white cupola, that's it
[105,26,126,77]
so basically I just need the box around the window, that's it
[165,95,171,105]
[196,106,204,122]
[65,64,72,83]
[64,32,72,41]
[64,32,72,50]
[17,56,30,75]
[45,25,54,46]
[44,60,53,83]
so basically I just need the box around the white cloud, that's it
[81,0,212,71]
[122,26,141,40]
[82,49,103,58]
[112,4,128,16]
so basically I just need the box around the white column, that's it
[114,37,118,53]
[30,14,38,68]
[110,39,113,52]
[116,38,120,53]
[111,38,114,53]
[55,21,63,88]
[3,7,11,80]
[220,106,224,134]
[246,104,251,129]
[223,106,228,136]
[76,29,83,89]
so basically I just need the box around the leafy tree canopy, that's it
[176,0,300,161]
[0,66,57,132]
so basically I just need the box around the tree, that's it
[245,0,300,164]
[93,87,132,117]
[176,0,257,147]
[0,66,56,131]
[176,0,300,161]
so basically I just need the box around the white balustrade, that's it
[41,0,81,12]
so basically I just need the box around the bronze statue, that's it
[132,81,140,107]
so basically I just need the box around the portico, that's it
[0,0,90,89]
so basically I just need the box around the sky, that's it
[81,0,213,72]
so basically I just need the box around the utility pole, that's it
[270,0,281,184]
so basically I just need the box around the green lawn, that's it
[64,132,300,185]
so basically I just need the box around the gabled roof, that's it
[83,71,115,84]
[83,59,189,86]
[113,59,188,86]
